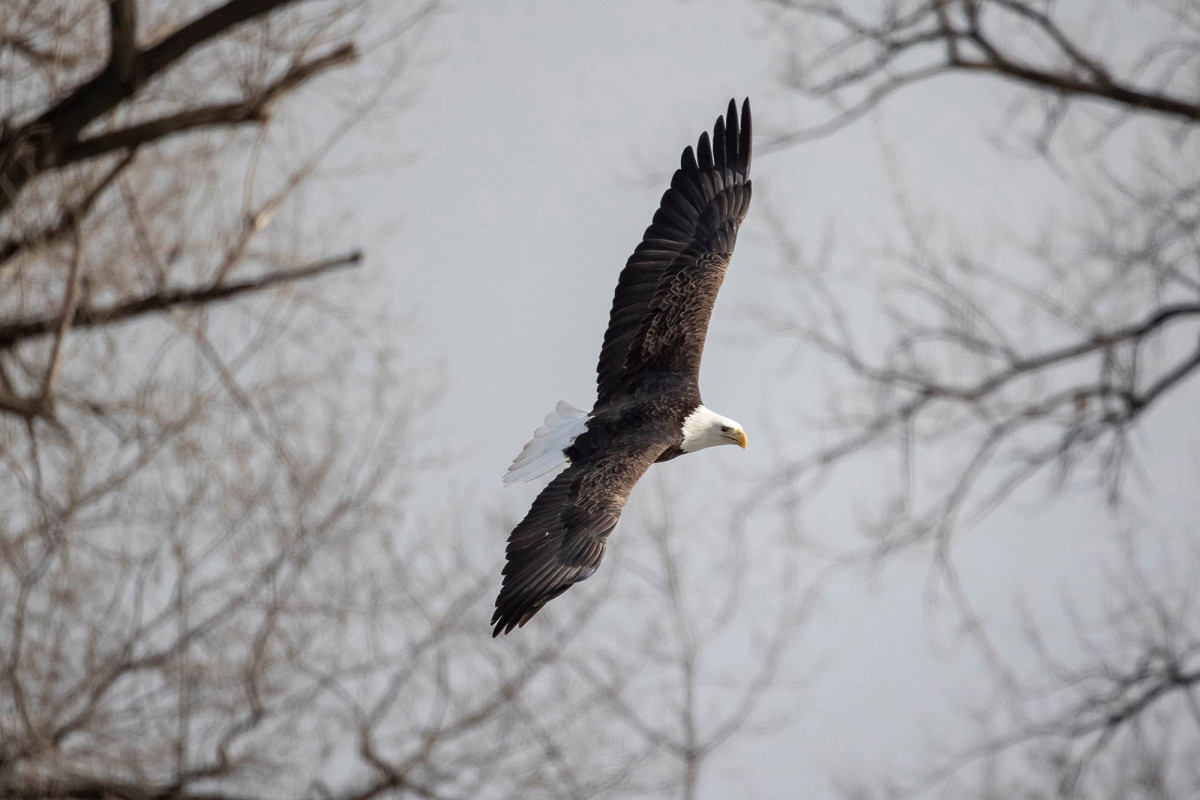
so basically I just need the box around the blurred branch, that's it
[0,34,83,68]
[37,222,85,409]
[0,781,248,800]
[106,0,138,82]
[0,250,362,350]
[57,43,357,168]
[770,288,1200,533]
[0,0,319,215]
[0,148,138,266]
[572,489,807,799]
[764,0,1200,148]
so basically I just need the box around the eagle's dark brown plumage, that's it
[493,99,753,636]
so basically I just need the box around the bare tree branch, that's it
[0,250,362,349]
[106,0,138,82]
[0,0,314,215]
[57,43,357,168]
[0,148,137,266]
[38,222,85,406]
[763,0,1200,149]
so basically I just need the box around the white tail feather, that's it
[504,401,589,486]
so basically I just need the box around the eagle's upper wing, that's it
[492,433,669,636]
[595,99,752,406]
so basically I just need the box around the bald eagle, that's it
[493,99,752,636]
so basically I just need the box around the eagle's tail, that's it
[503,401,589,486]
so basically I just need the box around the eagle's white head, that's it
[680,405,748,453]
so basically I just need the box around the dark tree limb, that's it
[58,43,357,168]
[0,250,362,350]
[107,0,138,81]
[946,55,1200,123]
[0,0,315,216]
[0,779,254,800]
[0,392,48,420]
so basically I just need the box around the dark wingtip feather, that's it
[740,98,752,173]
[492,597,529,636]
[713,114,727,174]
[681,144,698,174]
[491,604,510,636]
[725,99,739,171]
[697,130,713,172]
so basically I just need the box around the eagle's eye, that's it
[720,425,731,433]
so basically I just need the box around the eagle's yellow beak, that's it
[727,429,747,449]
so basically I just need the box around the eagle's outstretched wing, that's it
[492,434,669,636]
[595,98,753,405]
[495,100,753,635]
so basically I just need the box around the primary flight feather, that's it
[494,99,753,636]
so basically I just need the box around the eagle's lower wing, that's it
[595,99,752,406]
[492,436,668,636]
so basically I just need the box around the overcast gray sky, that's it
[321,2,1198,796]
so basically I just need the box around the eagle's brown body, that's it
[493,100,753,636]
